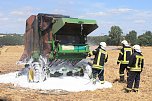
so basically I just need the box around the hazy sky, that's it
[0,0,151,35]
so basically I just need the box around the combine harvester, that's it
[18,13,98,83]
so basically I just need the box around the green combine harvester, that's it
[18,13,98,82]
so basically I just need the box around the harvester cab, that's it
[18,13,98,82]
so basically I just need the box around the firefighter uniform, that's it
[125,50,144,92]
[117,46,132,82]
[89,46,108,84]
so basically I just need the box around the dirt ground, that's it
[0,46,152,101]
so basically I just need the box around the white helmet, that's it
[100,42,107,49]
[121,40,129,46]
[133,45,141,52]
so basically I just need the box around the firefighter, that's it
[125,45,144,93]
[117,40,132,82]
[88,42,108,84]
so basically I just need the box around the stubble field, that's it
[0,46,152,101]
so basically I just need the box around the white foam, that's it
[0,72,112,92]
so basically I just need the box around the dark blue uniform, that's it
[117,46,132,82]
[125,51,144,92]
[89,46,108,83]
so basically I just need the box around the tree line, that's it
[88,26,152,46]
[0,34,23,46]
[0,25,152,46]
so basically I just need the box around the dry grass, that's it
[0,46,152,101]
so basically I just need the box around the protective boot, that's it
[132,88,139,92]
[119,76,125,83]
[100,81,105,84]
[124,88,132,93]
[92,79,96,84]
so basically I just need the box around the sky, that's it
[0,0,152,36]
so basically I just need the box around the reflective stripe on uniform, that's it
[100,49,107,62]
[120,51,123,55]
[122,48,132,64]
[133,88,139,91]
[93,64,103,69]
[97,50,102,65]
[135,55,143,68]
[100,81,105,84]
[119,73,124,76]
[118,60,128,64]
[126,87,132,91]
[130,55,144,71]
[89,51,93,56]
[93,49,107,69]
[121,61,129,64]
[117,60,121,63]
[129,67,142,71]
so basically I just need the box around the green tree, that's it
[108,26,123,45]
[137,37,148,46]
[125,30,137,45]
[137,31,152,46]
[0,34,23,45]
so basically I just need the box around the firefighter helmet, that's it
[100,42,107,49]
[133,45,141,52]
[121,40,129,46]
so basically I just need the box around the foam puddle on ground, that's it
[0,72,112,92]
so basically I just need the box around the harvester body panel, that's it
[18,13,98,82]
[20,13,98,61]
[52,18,98,35]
